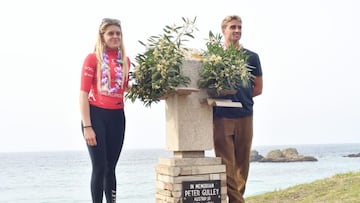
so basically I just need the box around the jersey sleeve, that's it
[80,53,97,92]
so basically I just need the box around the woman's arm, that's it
[80,91,91,126]
[80,90,97,146]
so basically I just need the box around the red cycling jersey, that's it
[80,49,130,109]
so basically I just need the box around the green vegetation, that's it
[245,171,360,203]
[198,31,253,96]
[126,17,197,107]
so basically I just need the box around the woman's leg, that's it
[82,105,108,203]
[87,132,106,203]
[103,109,125,203]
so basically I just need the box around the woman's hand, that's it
[83,127,97,146]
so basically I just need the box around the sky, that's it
[0,0,359,152]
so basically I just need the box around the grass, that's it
[245,171,360,203]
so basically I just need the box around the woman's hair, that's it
[221,15,242,30]
[94,18,129,91]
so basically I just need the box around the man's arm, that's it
[253,76,263,97]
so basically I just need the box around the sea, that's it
[0,143,359,203]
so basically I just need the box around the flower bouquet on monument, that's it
[126,17,198,107]
[197,31,254,97]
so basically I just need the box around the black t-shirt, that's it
[213,48,262,118]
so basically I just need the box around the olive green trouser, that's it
[213,116,253,203]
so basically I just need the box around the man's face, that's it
[222,20,242,44]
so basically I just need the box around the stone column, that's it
[155,57,229,203]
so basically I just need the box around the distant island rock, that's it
[343,153,360,158]
[251,148,317,162]
[250,150,264,162]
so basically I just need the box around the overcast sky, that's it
[0,0,359,152]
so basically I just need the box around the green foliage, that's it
[198,31,254,96]
[126,17,197,107]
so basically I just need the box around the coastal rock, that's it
[343,153,360,157]
[250,150,264,162]
[259,148,318,162]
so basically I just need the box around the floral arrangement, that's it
[197,31,254,96]
[126,17,197,107]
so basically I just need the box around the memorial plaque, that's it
[182,180,221,203]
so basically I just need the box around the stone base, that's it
[155,155,227,203]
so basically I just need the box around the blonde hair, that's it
[94,18,129,92]
[221,15,242,30]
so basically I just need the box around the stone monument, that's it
[155,56,241,203]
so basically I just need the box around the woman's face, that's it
[102,25,122,49]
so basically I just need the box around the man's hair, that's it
[221,15,242,29]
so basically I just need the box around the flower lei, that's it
[100,51,123,94]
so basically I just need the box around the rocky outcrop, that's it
[250,150,264,162]
[343,153,360,158]
[258,148,317,162]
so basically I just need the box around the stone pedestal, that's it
[155,157,227,202]
[155,58,228,203]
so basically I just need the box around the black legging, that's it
[82,105,125,203]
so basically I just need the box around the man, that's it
[213,15,263,202]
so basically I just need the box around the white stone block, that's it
[165,59,214,151]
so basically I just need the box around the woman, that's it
[79,18,130,203]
